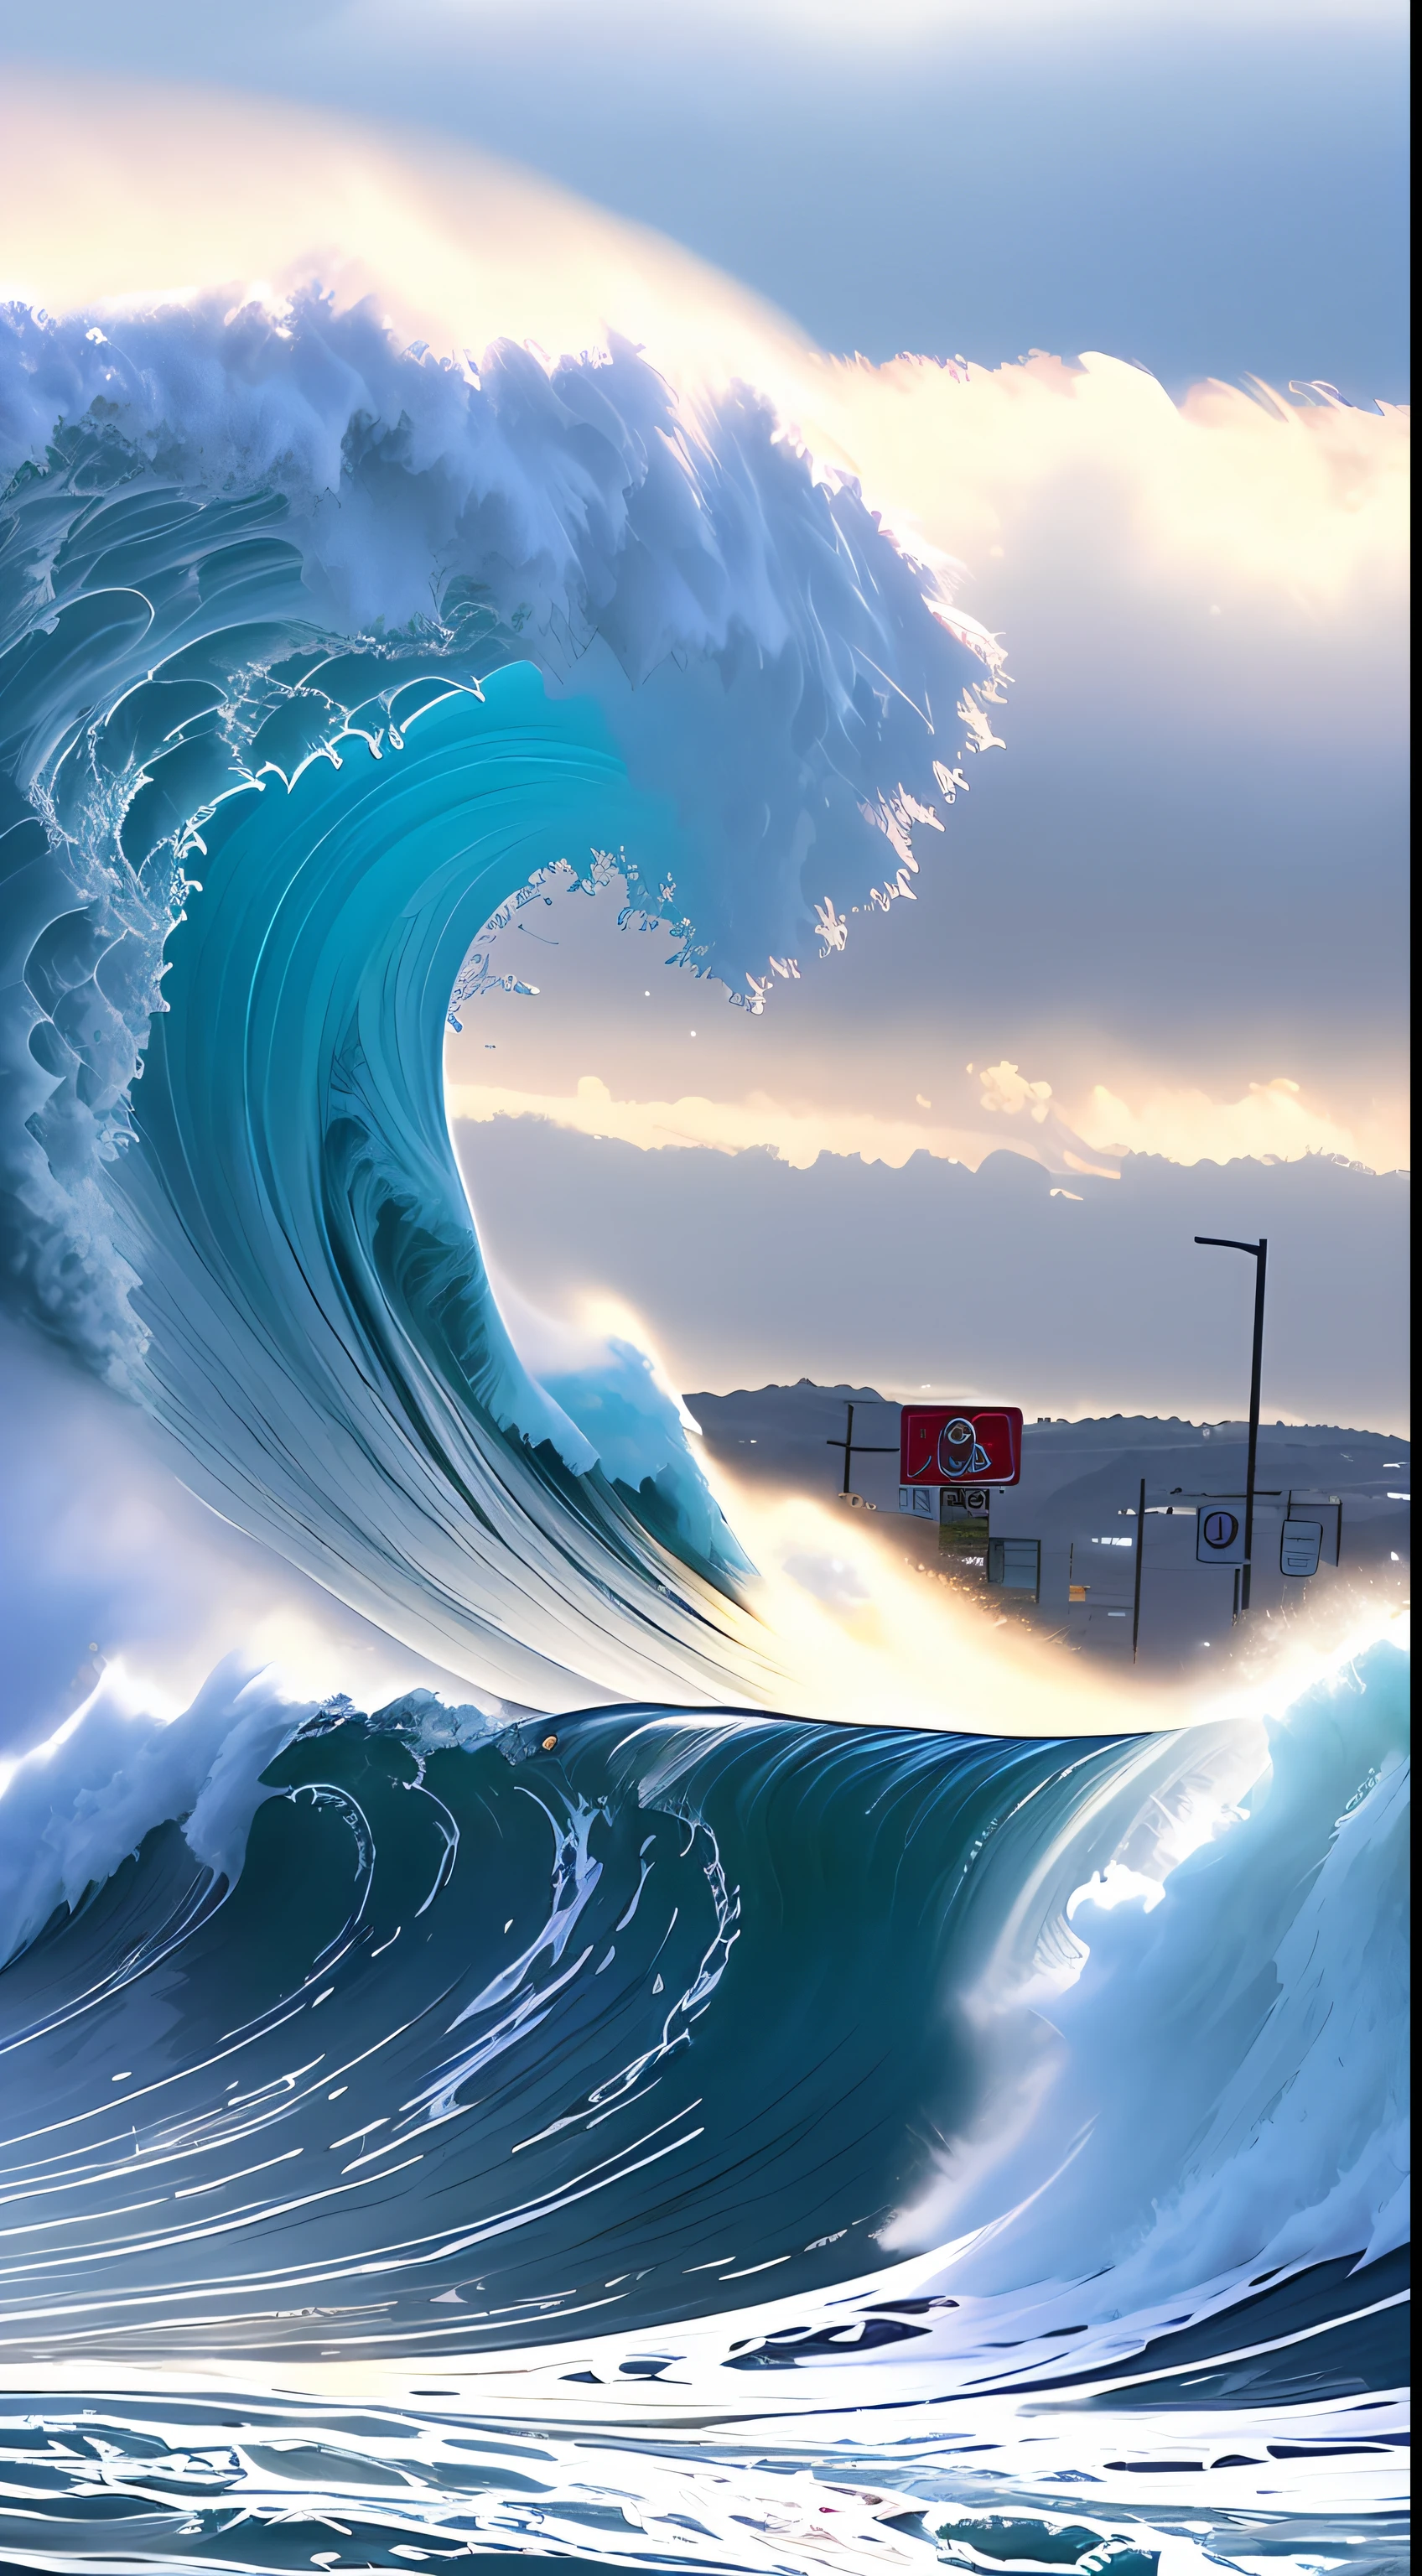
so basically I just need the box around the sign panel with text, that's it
[1196,1504,1247,1565]
[899,1406,1023,1488]
[1280,1519,1323,1577]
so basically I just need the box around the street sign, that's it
[1287,1494,1342,1566]
[1280,1518,1323,1577]
[899,1406,1023,1488]
[1196,1504,1246,1565]
[898,1484,992,1518]
[989,1536,1041,1598]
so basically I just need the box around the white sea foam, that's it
[882,1640,1409,2315]
[0,1659,311,1970]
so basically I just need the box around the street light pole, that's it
[1194,1235,1268,1609]
[838,1400,855,1497]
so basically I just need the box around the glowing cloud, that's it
[0,68,812,400]
[814,349,1408,637]
[451,1072,1009,1173]
[450,1062,1404,1176]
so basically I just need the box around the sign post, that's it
[898,1406,1024,1501]
[898,1407,1025,1577]
[1194,1235,1268,1609]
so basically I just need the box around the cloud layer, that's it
[448,1060,1403,1179]
[457,1119,1409,1431]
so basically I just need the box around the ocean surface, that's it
[0,206,1409,2575]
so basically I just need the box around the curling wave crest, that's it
[0,295,1000,1705]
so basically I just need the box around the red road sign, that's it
[900,1405,1024,1488]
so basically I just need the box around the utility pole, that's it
[825,1400,898,1497]
[1194,1235,1268,1609]
[1131,1473,1146,1661]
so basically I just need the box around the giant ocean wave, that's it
[0,89,1408,2576]
[0,288,1002,1709]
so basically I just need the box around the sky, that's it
[459,1119,1410,1429]
[1,0,1409,1421]
[450,352,1408,1176]
[0,0,1409,405]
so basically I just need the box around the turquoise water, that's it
[0,306,1408,2573]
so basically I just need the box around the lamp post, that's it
[1194,1234,1268,1609]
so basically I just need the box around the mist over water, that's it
[0,86,1407,2576]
